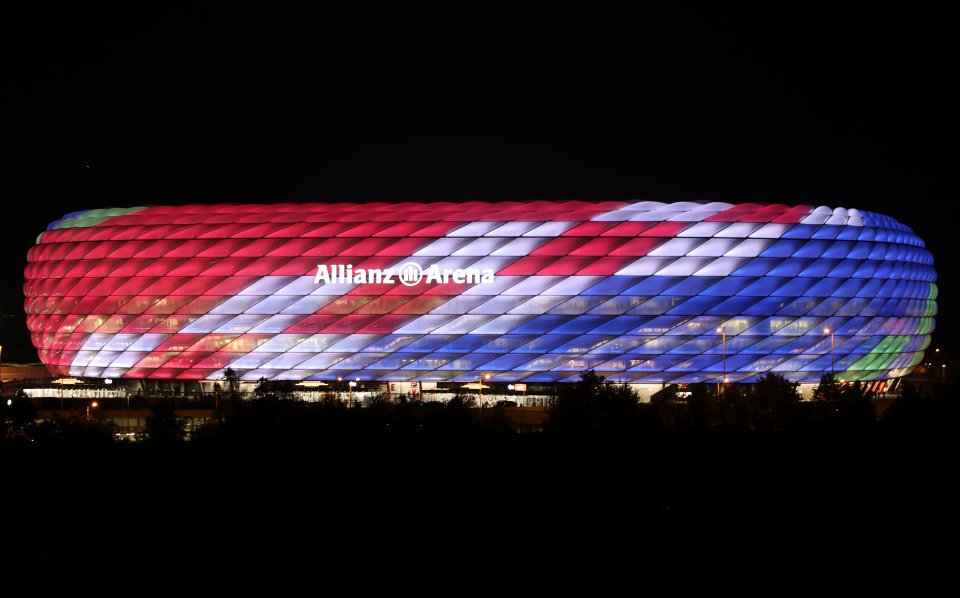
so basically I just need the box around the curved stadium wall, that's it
[24,201,937,385]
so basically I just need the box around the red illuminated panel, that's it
[562,221,618,236]
[569,238,629,256]
[538,257,598,275]
[498,256,560,275]
[609,238,666,256]
[577,256,638,275]
[531,238,590,256]
[639,222,690,237]
[600,222,656,236]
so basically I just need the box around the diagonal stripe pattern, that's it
[24,201,936,384]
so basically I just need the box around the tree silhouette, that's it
[548,370,653,433]
[2,389,37,439]
[223,367,241,399]
[812,373,837,401]
[750,373,801,429]
[143,401,187,443]
[812,373,876,428]
[216,367,245,422]
[685,383,711,428]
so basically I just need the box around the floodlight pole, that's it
[717,326,727,397]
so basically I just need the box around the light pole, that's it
[824,327,835,377]
[716,327,726,397]
[478,374,490,408]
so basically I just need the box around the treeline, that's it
[551,370,960,435]
[2,372,958,574]
[2,370,956,444]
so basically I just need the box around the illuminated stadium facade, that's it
[25,201,936,391]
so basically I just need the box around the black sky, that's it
[0,6,954,361]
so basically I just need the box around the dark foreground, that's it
[2,428,957,582]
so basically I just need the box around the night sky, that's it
[1,6,953,362]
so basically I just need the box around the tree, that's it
[253,378,297,400]
[441,393,476,429]
[143,401,187,443]
[215,368,245,422]
[879,383,932,432]
[685,383,711,428]
[253,376,270,398]
[716,381,753,428]
[812,373,876,429]
[547,370,651,433]
[750,373,801,429]
[223,368,241,399]
[2,389,37,439]
[812,374,839,401]
[548,371,602,433]
[880,382,960,438]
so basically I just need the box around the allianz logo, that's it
[314,262,496,286]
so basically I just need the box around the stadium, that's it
[23,201,936,399]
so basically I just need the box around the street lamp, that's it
[348,379,357,406]
[478,374,491,408]
[86,400,98,421]
[824,327,835,376]
[716,327,726,397]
